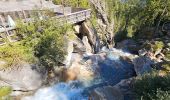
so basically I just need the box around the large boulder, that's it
[133,56,153,75]
[82,36,92,53]
[60,53,94,83]
[0,63,43,95]
[89,86,124,100]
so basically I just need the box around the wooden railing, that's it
[0,9,91,45]
[56,9,91,24]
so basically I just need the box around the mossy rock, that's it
[141,41,164,52]
[152,41,164,52]
[162,62,170,71]
[165,51,170,60]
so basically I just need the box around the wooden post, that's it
[0,15,11,42]
[22,10,27,20]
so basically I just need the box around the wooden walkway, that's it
[0,8,91,45]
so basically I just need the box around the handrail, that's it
[0,9,91,45]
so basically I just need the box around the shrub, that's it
[33,19,71,68]
[152,41,164,52]
[133,71,170,100]
[34,29,66,68]
[0,43,35,69]
[0,86,12,99]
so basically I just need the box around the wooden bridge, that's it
[0,7,91,45]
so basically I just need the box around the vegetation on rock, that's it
[133,71,170,100]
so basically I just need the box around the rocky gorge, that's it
[0,20,170,100]
[0,0,170,99]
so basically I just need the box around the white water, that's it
[23,82,87,100]
[23,48,136,100]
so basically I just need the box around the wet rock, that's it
[133,56,153,75]
[0,63,43,96]
[60,53,94,83]
[116,39,139,53]
[138,49,148,56]
[89,86,124,100]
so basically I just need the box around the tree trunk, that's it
[90,0,115,48]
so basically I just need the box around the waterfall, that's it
[23,48,136,100]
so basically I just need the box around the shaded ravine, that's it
[23,49,136,100]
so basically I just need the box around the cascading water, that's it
[23,48,136,100]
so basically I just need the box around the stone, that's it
[0,63,43,95]
[60,53,94,83]
[113,78,134,99]
[167,43,170,47]
[138,49,148,56]
[82,36,92,53]
[81,22,96,47]
[74,25,81,33]
[63,41,74,67]
[72,37,86,54]
[133,56,153,75]
[89,86,124,100]
[116,39,139,53]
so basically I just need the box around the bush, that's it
[0,86,12,99]
[33,19,71,68]
[34,29,66,68]
[133,71,170,100]
[0,43,35,69]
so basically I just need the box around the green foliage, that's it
[165,51,170,60]
[0,43,35,69]
[17,17,71,68]
[162,62,170,72]
[152,41,164,52]
[133,71,170,100]
[1,9,72,69]
[34,22,68,68]
[105,0,170,40]
[0,86,12,99]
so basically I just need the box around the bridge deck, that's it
[0,8,91,45]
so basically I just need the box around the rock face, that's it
[133,56,153,75]
[116,39,139,53]
[63,41,74,67]
[113,78,134,100]
[82,36,92,53]
[0,63,43,92]
[89,86,124,100]
[61,53,94,83]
